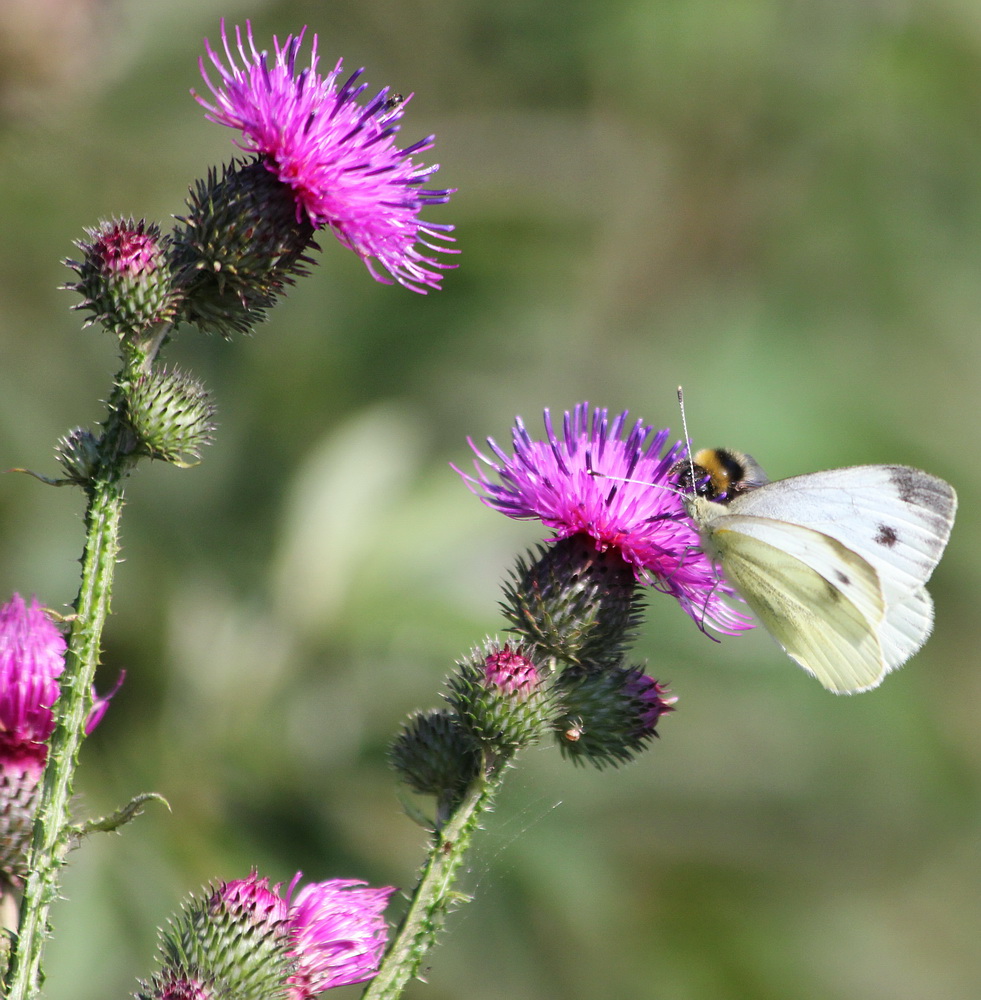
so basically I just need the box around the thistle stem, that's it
[360,760,510,1000]
[5,375,134,1000]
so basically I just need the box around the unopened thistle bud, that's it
[169,160,318,338]
[554,666,675,769]
[65,218,178,337]
[502,537,644,670]
[445,641,551,754]
[123,368,216,467]
[389,709,481,809]
[54,427,102,485]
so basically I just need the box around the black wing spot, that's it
[834,569,851,586]
[875,524,898,548]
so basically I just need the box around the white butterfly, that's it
[682,447,957,693]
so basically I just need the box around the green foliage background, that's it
[1,1,979,997]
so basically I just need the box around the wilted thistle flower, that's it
[138,871,395,999]
[65,218,177,337]
[555,668,676,768]
[457,403,752,636]
[193,20,456,293]
[0,594,117,886]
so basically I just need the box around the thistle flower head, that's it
[482,644,541,695]
[458,403,753,636]
[0,594,68,768]
[0,594,119,884]
[214,872,288,929]
[193,20,456,293]
[286,877,397,995]
[556,667,676,768]
[446,641,551,753]
[389,708,481,809]
[65,218,177,337]
[124,368,217,467]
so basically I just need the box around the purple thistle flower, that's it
[623,673,677,735]
[87,219,161,277]
[0,594,119,885]
[214,871,288,928]
[193,20,456,293]
[0,594,117,774]
[286,877,396,995]
[457,403,753,635]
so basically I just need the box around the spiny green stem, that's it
[361,761,510,1000]
[5,371,136,1000]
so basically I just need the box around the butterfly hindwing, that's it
[711,524,888,693]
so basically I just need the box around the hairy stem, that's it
[361,761,510,1000]
[5,378,133,1000]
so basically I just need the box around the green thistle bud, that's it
[554,666,675,769]
[170,159,318,338]
[124,369,216,467]
[138,874,292,1000]
[65,218,178,338]
[445,641,551,754]
[54,427,101,485]
[502,536,644,670]
[389,709,481,811]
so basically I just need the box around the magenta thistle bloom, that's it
[214,871,288,929]
[0,593,117,773]
[287,877,396,994]
[86,219,162,277]
[483,644,540,696]
[457,404,752,635]
[0,594,119,884]
[194,20,456,293]
[623,674,677,735]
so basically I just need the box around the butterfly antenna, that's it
[677,385,696,495]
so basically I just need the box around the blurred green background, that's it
[2,0,980,997]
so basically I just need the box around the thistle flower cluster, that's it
[443,402,754,766]
[391,404,726,806]
[137,871,396,999]
[57,20,455,487]
[0,594,118,887]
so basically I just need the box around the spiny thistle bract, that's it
[553,666,676,769]
[502,538,646,670]
[169,160,318,338]
[123,368,217,467]
[445,641,553,753]
[139,879,293,1000]
[65,218,179,338]
[389,709,481,809]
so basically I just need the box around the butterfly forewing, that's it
[722,466,956,605]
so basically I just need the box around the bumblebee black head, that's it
[672,448,768,503]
